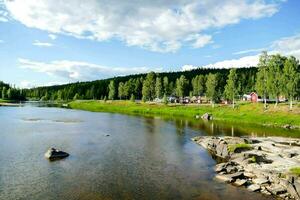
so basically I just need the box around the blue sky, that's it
[0,0,300,88]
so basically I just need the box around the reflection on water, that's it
[0,104,286,199]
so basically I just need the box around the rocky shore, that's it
[192,136,300,199]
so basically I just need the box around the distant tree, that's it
[163,93,168,105]
[73,93,79,100]
[206,73,218,107]
[163,76,169,95]
[224,68,238,108]
[155,77,163,99]
[267,54,285,106]
[7,88,12,100]
[108,80,116,100]
[255,51,270,109]
[118,82,125,100]
[130,94,135,102]
[142,72,156,101]
[103,96,107,102]
[175,75,188,97]
[2,87,7,99]
[283,56,299,110]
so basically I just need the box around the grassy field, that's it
[69,100,300,128]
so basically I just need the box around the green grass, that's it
[68,100,300,128]
[289,167,300,176]
[227,143,252,153]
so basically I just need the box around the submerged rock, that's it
[44,148,69,160]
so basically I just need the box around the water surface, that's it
[0,104,286,199]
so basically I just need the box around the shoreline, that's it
[68,100,300,130]
[192,136,300,199]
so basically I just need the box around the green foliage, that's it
[142,72,156,101]
[224,68,238,107]
[155,77,163,99]
[290,167,300,176]
[73,93,79,100]
[163,93,168,105]
[108,80,116,100]
[228,143,252,153]
[130,94,135,102]
[206,73,218,105]
[175,75,188,97]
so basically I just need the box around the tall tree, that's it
[206,73,218,107]
[2,87,7,99]
[108,80,116,100]
[142,72,156,101]
[283,56,299,110]
[267,54,285,106]
[175,75,188,98]
[118,82,125,100]
[155,77,163,99]
[163,76,169,95]
[255,51,270,109]
[224,68,238,108]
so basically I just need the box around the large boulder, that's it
[45,148,69,160]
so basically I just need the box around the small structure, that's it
[250,92,258,102]
[168,96,179,103]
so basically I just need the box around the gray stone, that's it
[244,172,256,178]
[233,179,247,187]
[252,177,269,185]
[247,184,261,192]
[266,185,287,195]
[215,174,233,183]
[45,148,69,160]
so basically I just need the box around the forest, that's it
[0,81,26,101]
[3,52,300,109]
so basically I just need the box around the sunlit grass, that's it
[68,100,300,128]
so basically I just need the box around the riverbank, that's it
[69,100,300,129]
[192,136,300,199]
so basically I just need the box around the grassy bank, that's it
[69,100,300,128]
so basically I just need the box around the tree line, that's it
[24,52,300,109]
[0,81,26,101]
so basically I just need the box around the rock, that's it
[45,148,69,160]
[215,174,233,183]
[106,134,110,137]
[244,172,256,178]
[248,184,261,192]
[201,113,213,120]
[286,176,300,199]
[252,177,269,185]
[266,185,287,195]
[233,179,247,187]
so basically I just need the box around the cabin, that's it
[250,92,259,102]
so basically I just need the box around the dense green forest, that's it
[0,81,26,101]
[11,52,300,109]
[24,66,257,101]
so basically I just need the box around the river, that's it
[1,103,295,199]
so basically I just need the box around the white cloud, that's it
[18,58,162,81]
[32,40,53,47]
[233,48,266,55]
[185,33,300,70]
[3,0,282,52]
[48,34,57,40]
[181,64,198,71]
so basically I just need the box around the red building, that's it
[250,92,258,102]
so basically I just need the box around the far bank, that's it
[68,100,300,129]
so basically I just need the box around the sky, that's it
[0,0,300,88]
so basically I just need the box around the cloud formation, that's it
[182,33,300,70]
[32,40,53,47]
[3,0,282,52]
[18,58,162,81]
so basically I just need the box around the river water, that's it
[1,104,294,200]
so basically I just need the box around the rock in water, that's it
[201,113,213,120]
[45,148,69,160]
